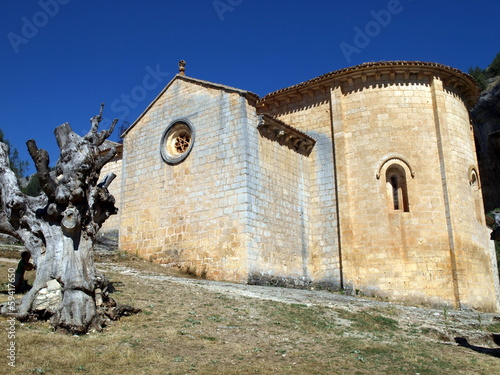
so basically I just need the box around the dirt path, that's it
[0,257,17,263]
[98,262,500,348]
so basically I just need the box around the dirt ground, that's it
[2,249,500,374]
[97,261,500,348]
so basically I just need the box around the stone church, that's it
[101,60,500,312]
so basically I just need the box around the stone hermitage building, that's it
[100,60,500,312]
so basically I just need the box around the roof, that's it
[259,61,478,106]
[122,61,479,138]
[122,74,260,137]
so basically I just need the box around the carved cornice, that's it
[258,61,478,110]
[257,114,316,157]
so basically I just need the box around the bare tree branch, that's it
[97,121,117,147]
[95,147,117,173]
[26,139,57,201]
[0,213,22,240]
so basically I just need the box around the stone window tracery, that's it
[173,133,191,154]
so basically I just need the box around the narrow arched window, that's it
[469,169,479,188]
[386,165,409,212]
[468,167,483,222]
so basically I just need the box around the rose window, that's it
[160,120,194,164]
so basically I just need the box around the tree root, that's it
[0,272,140,335]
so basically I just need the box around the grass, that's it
[486,322,500,332]
[0,249,499,374]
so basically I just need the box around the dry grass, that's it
[0,250,499,374]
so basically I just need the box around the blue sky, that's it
[1,0,499,176]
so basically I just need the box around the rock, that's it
[94,230,119,254]
[471,77,500,212]
[33,279,63,314]
[95,288,103,306]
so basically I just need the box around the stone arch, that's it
[376,156,415,180]
[468,165,480,189]
[377,156,414,213]
[468,165,484,222]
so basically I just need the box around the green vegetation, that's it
[337,309,399,332]
[468,52,500,91]
[0,128,43,197]
[22,173,42,197]
[0,129,46,197]
[485,322,500,333]
[0,129,28,179]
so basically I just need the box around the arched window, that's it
[469,167,479,189]
[468,166,483,222]
[386,165,409,212]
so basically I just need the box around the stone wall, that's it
[259,93,341,286]
[437,81,500,311]
[258,63,499,311]
[120,77,254,281]
[246,129,313,286]
[334,74,458,306]
[331,73,498,310]
[120,75,331,285]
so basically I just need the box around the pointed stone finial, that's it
[178,60,186,76]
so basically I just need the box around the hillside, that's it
[1,249,500,374]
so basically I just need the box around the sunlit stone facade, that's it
[114,61,499,312]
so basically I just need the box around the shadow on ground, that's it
[455,335,500,358]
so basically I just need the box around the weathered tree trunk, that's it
[0,104,139,333]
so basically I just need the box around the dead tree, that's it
[0,104,138,333]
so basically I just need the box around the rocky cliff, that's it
[472,76,500,213]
